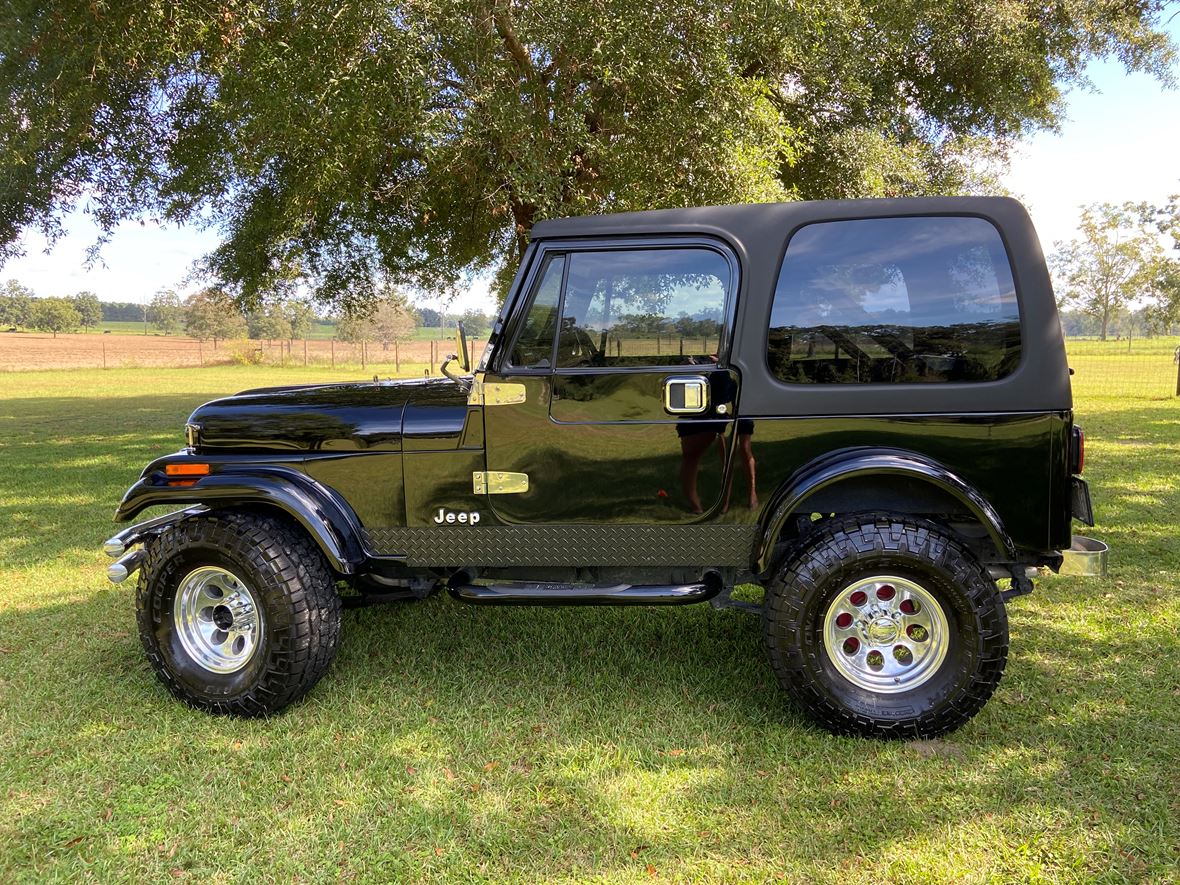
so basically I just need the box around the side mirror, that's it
[454,321,471,373]
[440,321,473,390]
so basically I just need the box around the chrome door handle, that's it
[664,375,709,414]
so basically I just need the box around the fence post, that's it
[102,338,107,369]
[361,340,367,369]
[1175,356,1180,397]
[331,339,335,368]
[303,339,308,366]
[198,340,203,366]
[395,340,400,373]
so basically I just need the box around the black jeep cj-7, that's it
[107,197,1106,738]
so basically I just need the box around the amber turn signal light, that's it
[164,463,210,477]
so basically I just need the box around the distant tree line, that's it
[2,278,494,345]
[0,281,101,337]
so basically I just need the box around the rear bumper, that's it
[1057,535,1108,577]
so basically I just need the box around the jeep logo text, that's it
[433,508,480,525]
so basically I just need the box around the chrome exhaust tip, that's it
[103,537,126,558]
[1058,535,1108,578]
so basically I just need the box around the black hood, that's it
[188,377,466,452]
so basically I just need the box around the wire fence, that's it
[0,331,487,373]
[1064,338,1180,402]
[3,331,1179,403]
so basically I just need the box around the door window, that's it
[508,254,564,368]
[555,248,729,368]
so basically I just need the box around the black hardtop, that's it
[527,196,1071,415]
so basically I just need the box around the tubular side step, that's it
[448,574,722,606]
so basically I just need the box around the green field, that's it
[0,355,1177,882]
[88,321,467,340]
[92,320,343,339]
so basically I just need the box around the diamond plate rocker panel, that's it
[361,525,758,567]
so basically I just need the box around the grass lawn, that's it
[0,359,1177,882]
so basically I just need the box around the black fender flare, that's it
[754,447,1015,575]
[115,462,367,574]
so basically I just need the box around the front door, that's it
[479,241,741,527]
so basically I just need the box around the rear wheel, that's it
[763,514,1008,738]
[136,510,342,715]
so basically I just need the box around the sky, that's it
[5,23,1179,316]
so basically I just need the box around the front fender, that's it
[754,447,1015,575]
[115,458,367,574]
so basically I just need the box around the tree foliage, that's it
[337,293,417,348]
[28,297,81,337]
[0,279,34,327]
[247,303,294,341]
[1051,203,1171,341]
[184,288,248,342]
[1,1,1174,309]
[147,289,186,335]
[69,291,102,329]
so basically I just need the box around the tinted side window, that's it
[767,217,1021,384]
[557,248,728,368]
[509,254,564,368]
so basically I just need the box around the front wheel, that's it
[763,514,1008,739]
[136,510,342,715]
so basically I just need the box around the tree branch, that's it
[491,2,534,78]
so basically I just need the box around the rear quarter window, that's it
[767,216,1021,384]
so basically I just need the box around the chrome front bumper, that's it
[1057,535,1108,577]
[102,505,208,583]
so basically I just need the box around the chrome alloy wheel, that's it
[173,566,263,674]
[822,575,949,693]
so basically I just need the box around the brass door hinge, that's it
[472,471,530,494]
[467,373,526,406]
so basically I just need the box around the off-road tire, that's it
[136,510,342,715]
[763,513,1008,739]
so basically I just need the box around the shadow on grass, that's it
[0,393,227,567]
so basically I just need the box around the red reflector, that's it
[1076,428,1085,474]
[166,479,199,487]
[165,463,210,477]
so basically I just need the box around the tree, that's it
[2,1,1170,313]
[29,297,81,337]
[1143,192,1180,334]
[459,309,490,338]
[337,294,418,350]
[147,290,186,335]
[69,291,102,329]
[0,3,1174,310]
[1051,204,1167,342]
[369,297,418,350]
[335,312,371,345]
[0,279,34,328]
[247,304,293,341]
[284,300,316,341]
[184,289,248,343]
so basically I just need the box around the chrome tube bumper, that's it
[1057,535,1108,577]
[102,505,208,583]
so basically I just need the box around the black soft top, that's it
[528,196,1071,415]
